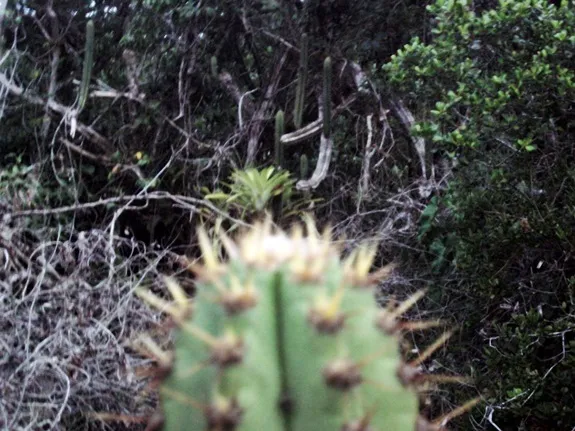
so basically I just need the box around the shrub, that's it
[384,0,575,428]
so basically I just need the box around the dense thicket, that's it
[384,1,575,428]
[1,0,574,430]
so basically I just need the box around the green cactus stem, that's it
[293,33,308,129]
[275,110,285,168]
[322,56,332,139]
[211,56,218,78]
[78,20,94,111]
[135,218,480,431]
[299,154,309,179]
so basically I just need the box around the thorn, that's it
[86,412,149,425]
[397,319,444,332]
[419,397,481,430]
[181,321,221,347]
[219,230,239,260]
[133,334,173,368]
[365,261,397,284]
[376,290,432,335]
[414,373,471,387]
[354,243,378,280]
[160,385,207,411]
[135,288,188,321]
[197,225,219,270]
[164,276,191,310]
[394,289,428,317]
[410,330,454,367]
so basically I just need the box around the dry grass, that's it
[0,214,168,430]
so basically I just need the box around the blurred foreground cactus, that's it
[135,218,478,430]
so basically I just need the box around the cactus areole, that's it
[136,218,478,431]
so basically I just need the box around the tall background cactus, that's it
[295,57,334,191]
[210,55,218,79]
[293,33,308,129]
[299,154,308,179]
[274,110,285,169]
[322,56,331,139]
[78,20,94,111]
[135,219,479,430]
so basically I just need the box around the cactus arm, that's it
[295,132,332,191]
[296,57,334,191]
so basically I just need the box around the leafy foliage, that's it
[385,1,575,428]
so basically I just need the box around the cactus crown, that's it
[136,218,479,431]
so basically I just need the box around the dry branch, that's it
[280,95,356,146]
[296,133,333,191]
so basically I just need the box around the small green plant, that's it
[203,167,294,219]
[135,218,479,430]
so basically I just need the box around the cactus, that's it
[274,110,285,168]
[299,154,309,179]
[322,56,332,139]
[135,218,479,431]
[78,20,94,111]
[293,33,309,129]
[211,55,219,79]
[295,57,334,191]
[273,110,286,219]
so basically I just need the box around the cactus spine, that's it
[136,219,479,431]
[293,33,308,129]
[322,56,332,139]
[78,20,94,111]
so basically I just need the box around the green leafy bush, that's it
[384,0,575,428]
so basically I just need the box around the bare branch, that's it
[122,49,141,99]
[387,98,427,181]
[357,114,375,208]
[218,71,255,117]
[296,133,333,191]
[60,138,112,163]
[296,96,333,191]
[6,191,249,227]
[280,95,356,146]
